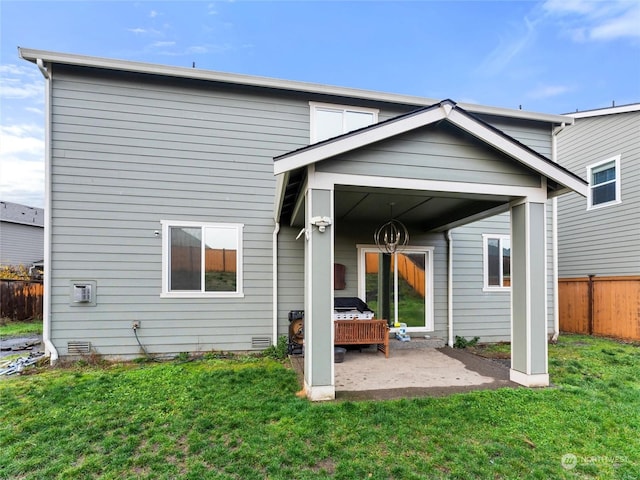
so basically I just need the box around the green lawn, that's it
[1,335,639,479]
[0,319,43,338]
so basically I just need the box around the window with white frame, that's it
[483,234,510,290]
[309,102,378,143]
[161,221,243,297]
[587,155,621,209]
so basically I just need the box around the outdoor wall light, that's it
[310,216,332,233]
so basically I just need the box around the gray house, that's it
[0,201,44,269]
[556,103,640,339]
[20,48,586,400]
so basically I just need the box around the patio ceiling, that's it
[289,184,511,233]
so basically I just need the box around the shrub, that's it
[262,335,288,360]
[454,335,480,349]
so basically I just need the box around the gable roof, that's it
[274,100,588,197]
[19,48,572,125]
[0,201,44,227]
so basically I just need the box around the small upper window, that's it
[161,221,243,298]
[310,102,378,143]
[587,155,621,209]
[483,234,510,291]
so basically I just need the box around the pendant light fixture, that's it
[374,202,409,254]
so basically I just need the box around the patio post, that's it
[510,200,549,387]
[303,187,335,401]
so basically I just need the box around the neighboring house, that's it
[20,48,587,400]
[0,201,44,269]
[556,104,640,340]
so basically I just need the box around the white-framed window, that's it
[587,155,621,209]
[483,234,510,291]
[309,102,379,143]
[161,221,244,298]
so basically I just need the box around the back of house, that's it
[19,48,586,366]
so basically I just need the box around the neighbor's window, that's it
[587,155,621,209]
[310,102,378,143]
[483,234,510,290]
[161,221,243,297]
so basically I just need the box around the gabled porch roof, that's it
[274,100,587,231]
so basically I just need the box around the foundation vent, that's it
[67,341,91,354]
[251,337,271,349]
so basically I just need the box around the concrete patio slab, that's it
[289,342,519,401]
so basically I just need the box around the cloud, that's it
[0,124,45,208]
[477,15,540,75]
[151,41,176,48]
[150,10,159,18]
[543,0,640,41]
[128,27,162,35]
[526,84,571,99]
[0,64,44,101]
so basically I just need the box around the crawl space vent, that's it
[251,337,271,349]
[67,341,91,354]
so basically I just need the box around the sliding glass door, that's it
[358,246,433,331]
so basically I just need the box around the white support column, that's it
[303,188,335,401]
[510,200,549,387]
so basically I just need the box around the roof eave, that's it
[18,47,572,125]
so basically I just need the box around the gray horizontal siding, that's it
[451,210,556,343]
[49,68,315,356]
[557,111,640,277]
[316,124,542,188]
[0,222,44,266]
[478,115,553,158]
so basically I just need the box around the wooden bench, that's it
[334,319,390,358]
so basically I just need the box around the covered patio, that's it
[291,340,518,401]
[274,100,587,401]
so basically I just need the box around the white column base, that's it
[304,381,335,401]
[510,369,549,387]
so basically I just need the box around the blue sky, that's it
[1,0,639,208]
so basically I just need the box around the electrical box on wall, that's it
[69,281,97,306]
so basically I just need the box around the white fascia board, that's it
[274,106,446,175]
[447,109,588,197]
[570,103,640,119]
[18,48,571,124]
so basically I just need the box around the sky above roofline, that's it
[1,0,639,208]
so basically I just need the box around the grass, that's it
[0,319,43,338]
[1,335,639,479]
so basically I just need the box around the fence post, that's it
[588,274,595,335]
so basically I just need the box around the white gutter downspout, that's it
[446,230,454,347]
[272,222,280,346]
[36,58,58,364]
[551,123,566,342]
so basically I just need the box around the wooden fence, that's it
[559,276,640,341]
[171,247,237,272]
[0,280,44,321]
[365,253,425,298]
